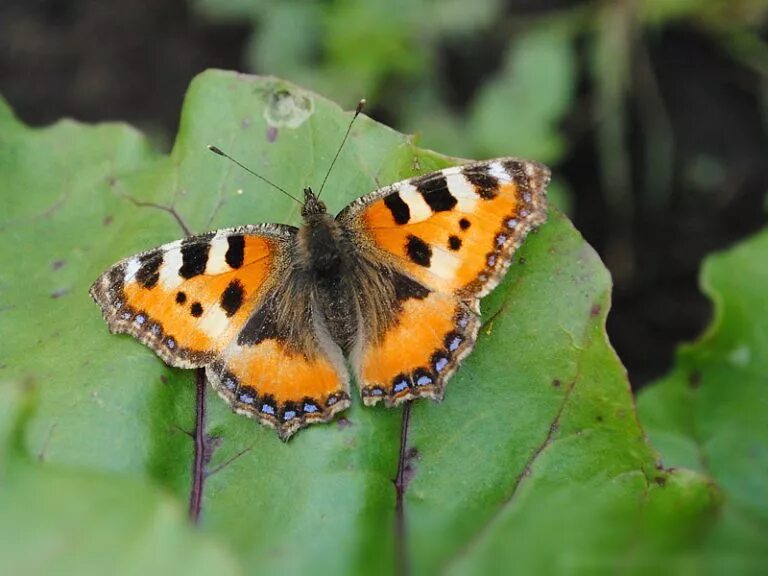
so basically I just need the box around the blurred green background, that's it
[1,1,767,575]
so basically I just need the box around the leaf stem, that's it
[394,400,412,576]
[188,368,207,523]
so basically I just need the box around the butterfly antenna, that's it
[207,145,303,205]
[317,99,366,199]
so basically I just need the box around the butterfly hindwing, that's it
[352,290,481,405]
[89,224,295,368]
[207,316,351,440]
[338,158,549,404]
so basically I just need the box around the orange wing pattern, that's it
[91,157,549,438]
[90,224,294,368]
[353,291,480,406]
[339,158,549,404]
[91,222,351,439]
[207,335,350,440]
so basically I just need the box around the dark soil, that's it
[2,0,766,388]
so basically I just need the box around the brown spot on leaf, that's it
[266,126,278,142]
[52,260,65,271]
[103,215,114,226]
[401,447,420,491]
[688,370,702,389]
[552,378,561,388]
[337,417,353,429]
[204,434,223,464]
[590,304,601,317]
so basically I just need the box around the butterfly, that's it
[90,119,549,440]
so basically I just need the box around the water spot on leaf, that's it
[727,345,751,367]
[264,88,314,129]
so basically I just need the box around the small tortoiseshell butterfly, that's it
[90,107,549,440]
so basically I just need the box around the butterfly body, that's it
[91,158,550,440]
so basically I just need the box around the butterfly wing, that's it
[337,158,549,404]
[91,223,351,439]
[90,224,296,368]
[206,298,351,440]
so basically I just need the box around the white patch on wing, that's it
[488,161,511,182]
[398,183,433,222]
[159,241,183,290]
[428,245,461,279]
[124,258,141,281]
[205,232,230,274]
[199,305,231,339]
[445,173,478,212]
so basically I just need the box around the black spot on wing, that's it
[463,164,499,199]
[175,291,187,304]
[238,294,284,346]
[459,218,471,230]
[448,235,462,251]
[502,159,534,199]
[225,235,245,269]
[108,266,125,289]
[221,279,245,317]
[502,159,526,180]
[392,271,430,302]
[405,235,432,267]
[414,174,456,212]
[179,235,213,279]
[384,192,410,224]
[136,251,162,289]
[190,302,204,317]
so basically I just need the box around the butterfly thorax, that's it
[296,206,359,352]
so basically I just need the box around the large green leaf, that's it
[1,71,718,574]
[0,381,240,576]
[638,229,768,574]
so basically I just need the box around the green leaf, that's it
[0,382,240,576]
[0,71,719,574]
[638,229,768,574]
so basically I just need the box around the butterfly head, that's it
[301,187,327,218]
